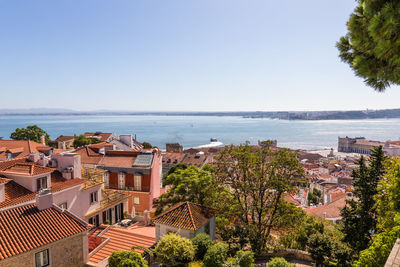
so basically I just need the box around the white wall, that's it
[5,173,51,192]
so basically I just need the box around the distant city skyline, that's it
[1,0,400,111]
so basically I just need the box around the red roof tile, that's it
[88,226,155,264]
[152,202,217,231]
[0,204,88,260]
[0,140,51,159]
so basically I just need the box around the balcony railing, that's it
[105,185,151,192]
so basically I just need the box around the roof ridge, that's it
[152,201,186,220]
[186,202,196,230]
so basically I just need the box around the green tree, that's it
[337,0,400,91]
[10,125,50,144]
[154,233,195,267]
[355,224,400,267]
[340,146,386,253]
[203,242,229,267]
[356,157,400,265]
[73,134,101,148]
[108,250,148,267]
[307,232,332,267]
[214,143,305,255]
[156,165,226,214]
[307,188,321,206]
[167,163,188,176]
[142,142,152,149]
[191,233,213,260]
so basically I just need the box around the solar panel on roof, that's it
[133,154,153,166]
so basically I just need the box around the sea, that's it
[1,115,400,151]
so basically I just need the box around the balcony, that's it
[104,185,151,192]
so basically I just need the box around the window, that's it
[133,197,140,205]
[103,172,109,188]
[88,214,99,226]
[118,172,125,189]
[90,191,98,204]
[36,177,47,191]
[134,174,141,191]
[35,249,49,267]
[59,202,67,210]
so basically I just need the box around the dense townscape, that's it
[0,125,400,266]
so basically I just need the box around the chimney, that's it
[62,141,66,150]
[40,135,46,145]
[144,210,149,225]
[323,212,327,219]
[36,189,53,210]
[0,183,5,203]
[28,152,39,163]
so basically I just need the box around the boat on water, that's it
[210,138,218,142]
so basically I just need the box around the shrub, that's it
[108,250,148,267]
[192,233,214,260]
[203,242,229,267]
[189,261,204,267]
[267,257,294,267]
[354,225,400,267]
[154,233,195,266]
[235,250,254,267]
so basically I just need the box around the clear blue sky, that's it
[1,0,400,111]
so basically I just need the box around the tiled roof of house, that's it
[306,195,348,219]
[0,171,85,209]
[55,135,75,142]
[84,132,113,142]
[0,162,54,176]
[0,203,88,260]
[0,140,51,159]
[152,202,217,231]
[88,225,155,264]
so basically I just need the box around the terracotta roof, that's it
[0,171,85,209]
[0,162,54,176]
[88,225,155,264]
[0,203,88,260]
[152,202,217,231]
[84,132,113,142]
[306,195,348,219]
[181,154,208,168]
[55,135,75,142]
[73,146,103,165]
[0,140,50,160]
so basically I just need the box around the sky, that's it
[1,0,400,112]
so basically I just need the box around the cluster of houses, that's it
[2,132,394,266]
[0,133,217,267]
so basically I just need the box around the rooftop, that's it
[0,203,88,260]
[152,201,217,231]
[88,225,155,264]
[0,140,51,160]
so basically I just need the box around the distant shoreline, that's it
[1,108,400,120]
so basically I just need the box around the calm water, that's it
[0,115,400,150]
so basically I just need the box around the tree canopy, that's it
[108,250,148,267]
[340,146,386,253]
[73,134,101,148]
[154,233,195,267]
[214,143,306,255]
[337,0,400,91]
[155,165,227,215]
[10,125,50,144]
